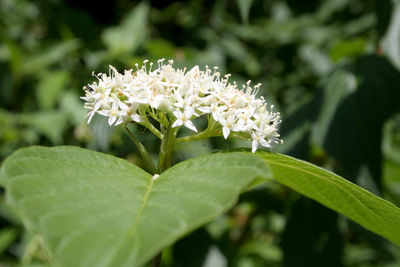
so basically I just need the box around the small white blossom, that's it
[197,102,227,121]
[218,115,241,139]
[172,109,198,132]
[82,59,282,152]
[251,131,271,153]
[98,101,123,126]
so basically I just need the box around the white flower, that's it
[197,102,227,121]
[82,59,282,152]
[172,109,198,132]
[98,101,123,126]
[251,131,271,153]
[173,91,199,114]
[81,88,112,123]
[119,103,143,123]
[236,108,257,132]
[218,114,241,139]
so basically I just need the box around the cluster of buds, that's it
[82,59,282,152]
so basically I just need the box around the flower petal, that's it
[184,120,198,132]
[222,127,230,139]
[172,119,183,128]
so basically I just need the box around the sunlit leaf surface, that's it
[0,147,270,267]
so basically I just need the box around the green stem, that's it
[148,109,160,123]
[157,124,177,173]
[124,126,157,175]
[158,111,170,127]
[137,109,163,140]
[139,120,163,140]
[176,118,217,143]
[176,129,216,143]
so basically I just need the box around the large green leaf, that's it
[255,151,400,247]
[0,146,270,267]
[2,146,400,266]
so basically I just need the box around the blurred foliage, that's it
[0,0,400,266]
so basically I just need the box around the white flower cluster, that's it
[82,59,282,152]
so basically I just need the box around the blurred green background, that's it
[1,0,400,266]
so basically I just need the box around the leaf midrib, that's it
[98,174,155,267]
[129,176,155,236]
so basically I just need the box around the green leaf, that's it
[255,151,400,246]
[220,37,260,76]
[240,241,282,262]
[145,39,176,58]
[36,71,69,110]
[59,91,86,125]
[281,197,343,266]
[322,56,400,189]
[102,3,149,56]
[0,227,18,254]
[381,1,400,70]
[236,0,252,24]
[0,147,270,267]
[18,112,68,144]
[311,68,356,146]
[21,40,80,75]
[330,38,367,62]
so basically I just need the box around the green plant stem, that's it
[157,123,177,173]
[176,129,217,143]
[124,126,157,175]
[139,120,163,140]
[176,118,217,143]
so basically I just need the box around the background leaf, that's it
[18,112,68,144]
[102,3,149,57]
[21,41,80,75]
[236,0,253,24]
[381,0,400,70]
[36,71,69,110]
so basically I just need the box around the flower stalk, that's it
[176,118,217,143]
[124,125,157,175]
[138,119,163,140]
[157,123,177,173]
